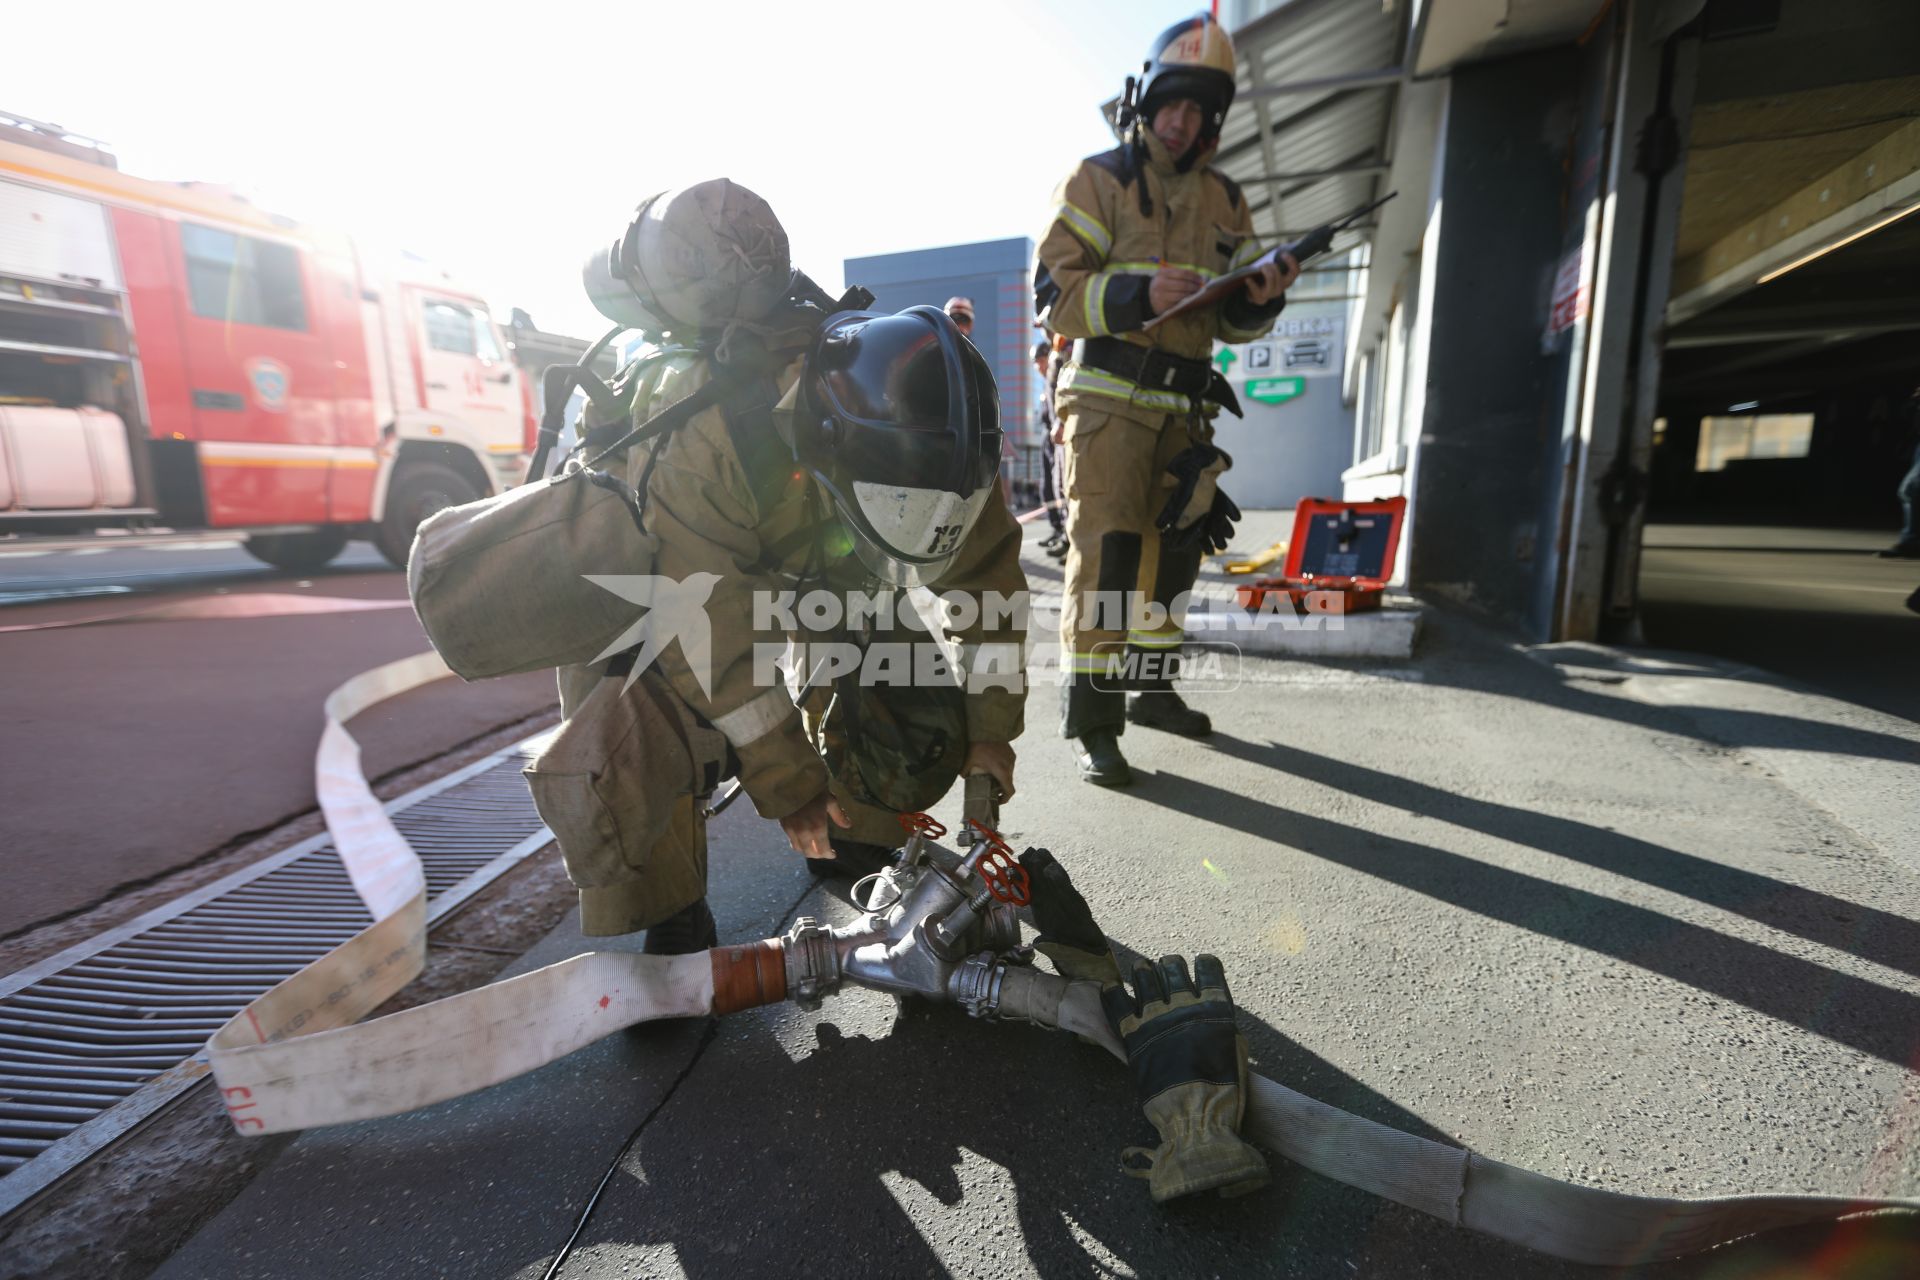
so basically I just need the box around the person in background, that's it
[947,296,1013,506]
[944,295,975,339]
[1034,338,1068,560]
[1879,384,1920,559]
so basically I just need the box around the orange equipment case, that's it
[1233,497,1407,615]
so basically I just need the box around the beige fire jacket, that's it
[1036,129,1287,426]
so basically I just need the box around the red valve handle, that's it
[965,820,1030,906]
[899,812,947,839]
[978,848,1031,906]
[964,817,1003,847]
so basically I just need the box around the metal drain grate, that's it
[0,735,554,1216]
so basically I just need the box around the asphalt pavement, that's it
[150,515,1920,1279]
[1638,523,1920,724]
[0,540,558,939]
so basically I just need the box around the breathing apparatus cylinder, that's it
[581,178,793,336]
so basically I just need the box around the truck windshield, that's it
[423,298,504,363]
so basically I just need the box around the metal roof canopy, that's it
[1214,0,1407,250]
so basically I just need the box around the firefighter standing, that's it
[1034,14,1298,786]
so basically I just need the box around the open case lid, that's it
[1283,498,1408,586]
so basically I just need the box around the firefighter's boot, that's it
[1127,690,1212,738]
[642,897,718,956]
[1074,730,1133,788]
[1064,682,1132,787]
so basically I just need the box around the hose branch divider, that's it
[201,652,1917,1266]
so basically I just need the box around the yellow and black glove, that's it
[1101,954,1269,1203]
[1018,847,1122,985]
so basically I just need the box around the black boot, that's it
[1073,729,1133,787]
[1063,679,1130,786]
[1127,690,1212,738]
[642,897,717,955]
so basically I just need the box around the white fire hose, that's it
[204,654,1918,1265]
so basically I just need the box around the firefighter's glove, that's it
[1154,445,1226,533]
[1101,954,1269,1203]
[1168,489,1240,555]
[1018,848,1121,984]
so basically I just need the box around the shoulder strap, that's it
[575,376,722,474]
[559,375,724,538]
[713,371,793,517]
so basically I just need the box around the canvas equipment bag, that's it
[405,369,721,681]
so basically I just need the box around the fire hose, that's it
[205,653,1918,1266]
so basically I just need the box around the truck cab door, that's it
[413,293,519,448]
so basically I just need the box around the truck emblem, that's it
[246,358,291,413]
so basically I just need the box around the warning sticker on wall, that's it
[1547,244,1588,339]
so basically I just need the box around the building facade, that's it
[1214,0,1919,642]
[843,237,1041,501]
[1211,263,1361,511]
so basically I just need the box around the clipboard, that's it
[1141,191,1397,332]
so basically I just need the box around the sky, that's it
[8,0,1203,339]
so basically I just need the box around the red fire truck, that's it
[0,116,532,570]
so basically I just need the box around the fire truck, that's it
[0,114,532,570]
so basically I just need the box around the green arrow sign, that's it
[1212,347,1237,374]
[1246,376,1304,405]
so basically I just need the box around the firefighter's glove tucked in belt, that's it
[1101,954,1269,1203]
[1018,848,1121,984]
[1156,446,1239,553]
[1154,445,1226,532]
[1173,490,1240,555]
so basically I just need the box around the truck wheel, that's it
[244,528,350,572]
[377,462,480,569]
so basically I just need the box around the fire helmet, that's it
[789,306,1002,588]
[582,179,791,336]
[1136,14,1238,152]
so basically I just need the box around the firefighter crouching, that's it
[530,182,1027,952]
[408,180,1267,1203]
[1035,13,1298,786]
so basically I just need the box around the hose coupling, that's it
[782,916,838,1010]
[946,953,1007,1019]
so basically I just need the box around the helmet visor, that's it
[842,480,994,588]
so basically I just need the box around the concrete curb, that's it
[1187,598,1423,658]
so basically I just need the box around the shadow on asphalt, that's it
[1206,735,1920,982]
[774,866,1920,1279]
[1139,756,1920,1069]
[556,999,1919,1280]
[1411,610,1919,765]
